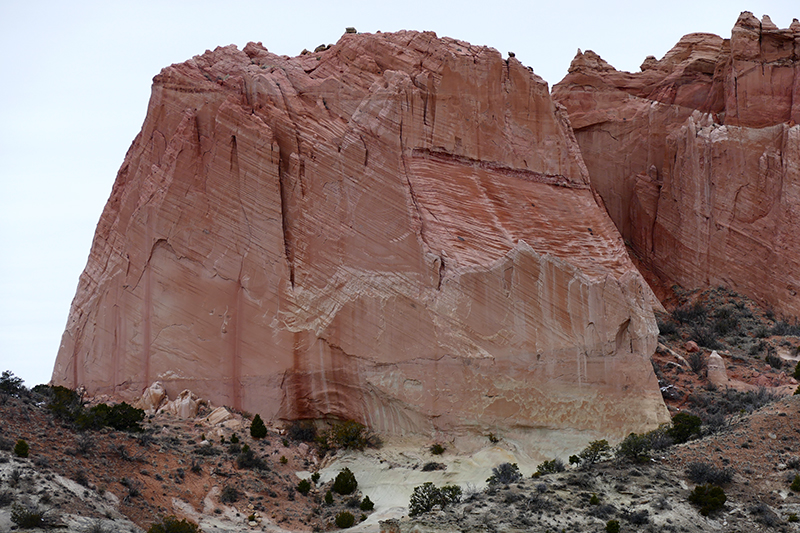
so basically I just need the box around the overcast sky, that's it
[1,0,796,388]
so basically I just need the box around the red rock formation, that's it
[53,31,668,438]
[553,12,800,316]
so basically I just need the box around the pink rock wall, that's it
[553,12,800,315]
[53,31,668,438]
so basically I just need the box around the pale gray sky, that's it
[1,0,796,387]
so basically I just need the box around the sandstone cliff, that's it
[53,31,668,439]
[553,12,800,315]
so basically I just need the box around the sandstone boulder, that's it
[160,389,203,419]
[53,31,668,440]
[137,381,167,414]
[707,351,729,387]
[553,12,800,316]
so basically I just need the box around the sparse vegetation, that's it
[11,504,48,528]
[688,483,726,516]
[0,371,25,396]
[13,438,29,458]
[250,414,267,439]
[334,510,355,528]
[487,462,522,485]
[686,462,733,485]
[297,479,311,495]
[219,485,240,503]
[667,413,702,444]
[333,467,358,495]
[146,515,200,533]
[430,443,445,455]
[577,439,611,467]
[408,482,462,516]
[536,458,566,475]
[360,495,374,511]
[287,420,317,442]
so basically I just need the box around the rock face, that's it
[53,31,668,439]
[553,12,800,316]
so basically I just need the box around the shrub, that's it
[536,458,566,475]
[219,485,240,503]
[789,513,798,522]
[297,479,311,495]
[146,515,200,533]
[408,482,461,516]
[422,462,445,472]
[333,468,358,495]
[235,444,267,470]
[280,455,288,464]
[690,325,721,350]
[765,352,783,370]
[672,302,707,325]
[590,493,600,505]
[616,432,651,463]
[605,519,620,533]
[688,484,726,516]
[229,433,239,444]
[250,414,267,439]
[13,439,29,458]
[0,371,24,396]
[686,462,733,485]
[360,495,374,511]
[791,474,800,492]
[667,413,702,444]
[324,490,334,505]
[430,443,445,455]
[11,504,47,528]
[578,439,611,467]
[287,420,317,442]
[657,318,678,336]
[794,361,800,380]
[47,385,83,422]
[330,421,368,450]
[334,511,355,528]
[311,472,320,484]
[687,352,706,374]
[488,462,522,485]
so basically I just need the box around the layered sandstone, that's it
[53,31,668,438]
[553,12,800,315]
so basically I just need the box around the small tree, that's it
[333,467,358,495]
[408,482,462,516]
[616,432,652,463]
[0,371,24,395]
[360,495,374,511]
[324,490,334,505]
[13,439,29,458]
[297,479,311,495]
[334,511,355,528]
[578,439,611,467]
[791,474,800,492]
[250,414,267,439]
[668,413,702,444]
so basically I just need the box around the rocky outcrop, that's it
[553,12,800,316]
[53,31,668,439]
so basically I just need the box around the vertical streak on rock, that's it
[290,331,307,418]
[112,304,120,394]
[278,162,295,289]
[232,281,243,411]
[143,221,152,389]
